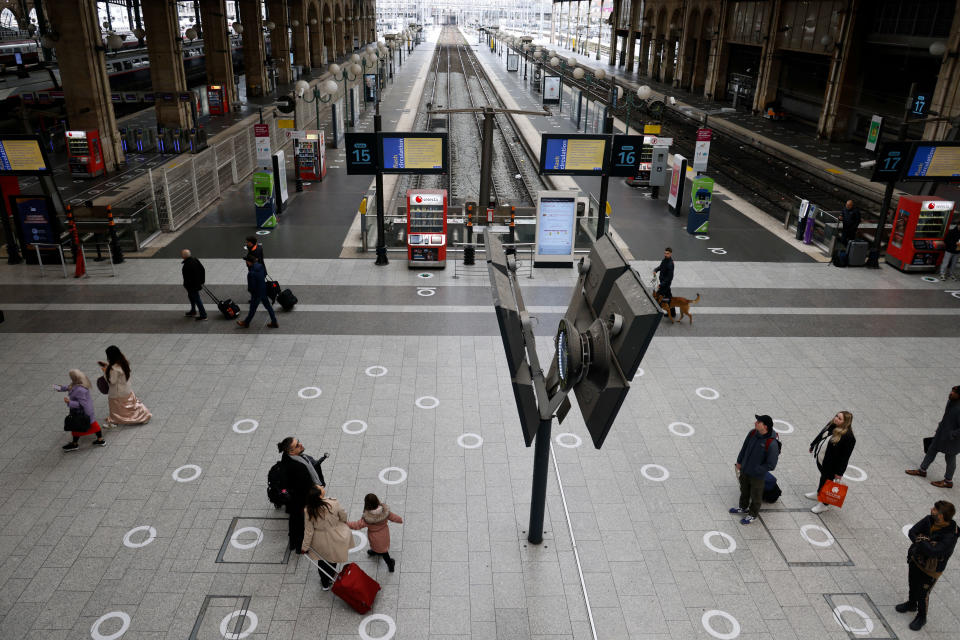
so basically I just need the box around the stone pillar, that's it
[702,8,730,101]
[752,0,783,113]
[638,30,652,77]
[239,0,268,97]
[45,0,122,172]
[607,0,620,66]
[817,0,860,140]
[290,1,309,72]
[268,0,292,85]
[199,0,238,107]
[140,0,192,129]
[624,0,641,73]
[924,3,960,141]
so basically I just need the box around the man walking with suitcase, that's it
[181,250,207,320]
[237,255,278,328]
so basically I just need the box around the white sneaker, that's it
[811,503,829,514]
[804,492,818,500]
[940,274,947,281]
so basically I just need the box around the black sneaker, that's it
[185,311,196,317]
[895,602,917,613]
[195,315,207,321]
[385,557,396,572]
[909,615,926,631]
[367,549,377,557]
[93,439,107,447]
[62,442,79,452]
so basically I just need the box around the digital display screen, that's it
[537,197,576,256]
[380,134,447,174]
[0,138,50,174]
[543,75,561,103]
[540,135,608,175]
[906,144,960,179]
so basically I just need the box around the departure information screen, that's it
[537,197,576,256]
[381,134,447,173]
[540,135,608,175]
[906,144,960,180]
[0,137,50,174]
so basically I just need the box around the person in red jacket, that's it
[348,493,404,572]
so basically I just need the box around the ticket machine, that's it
[886,195,956,272]
[253,171,277,228]
[207,84,229,115]
[406,189,447,268]
[297,130,326,181]
[65,130,105,178]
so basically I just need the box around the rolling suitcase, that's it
[277,288,297,311]
[846,240,869,267]
[307,549,381,614]
[266,278,281,303]
[202,285,241,320]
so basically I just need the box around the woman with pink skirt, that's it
[98,345,151,426]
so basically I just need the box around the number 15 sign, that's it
[345,132,379,175]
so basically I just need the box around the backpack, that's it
[750,429,782,454]
[267,460,290,509]
[762,472,782,503]
[832,250,848,268]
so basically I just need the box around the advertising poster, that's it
[686,175,715,234]
[543,76,561,104]
[331,98,346,148]
[254,123,271,165]
[10,195,60,264]
[273,150,288,211]
[364,74,378,102]
[865,115,882,152]
[667,154,686,208]
[536,197,576,258]
[693,128,712,173]
[506,52,519,72]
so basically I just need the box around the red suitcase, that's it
[308,550,381,614]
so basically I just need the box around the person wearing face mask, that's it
[806,411,857,513]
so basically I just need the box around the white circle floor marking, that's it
[255,230,270,236]
[342,419,368,435]
[417,272,433,279]
[219,610,258,640]
[843,465,867,482]
[640,464,670,482]
[349,529,368,554]
[415,396,439,409]
[832,605,874,636]
[358,613,397,640]
[122,525,156,549]
[298,386,322,399]
[635,367,645,376]
[902,524,912,539]
[90,611,131,640]
[232,419,258,434]
[416,287,436,297]
[701,609,741,640]
[171,464,202,483]
[773,419,794,434]
[921,275,939,283]
[702,531,737,554]
[668,422,695,437]
[800,524,835,548]
[230,527,263,550]
[696,387,720,400]
[378,467,408,485]
[365,366,388,377]
[695,235,710,240]
[457,433,483,449]
[555,433,582,448]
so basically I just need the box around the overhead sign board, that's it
[870,141,912,183]
[608,135,644,177]
[905,143,960,181]
[0,135,52,175]
[539,134,609,176]
[380,133,448,174]
[344,132,379,175]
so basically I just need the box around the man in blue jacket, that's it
[896,500,958,630]
[730,414,780,524]
[237,256,278,328]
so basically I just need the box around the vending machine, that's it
[406,189,448,268]
[65,130,105,178]
[886,195,956,272]
[207,85,228,115]
[297,130,326,181]
[253,171,277,228]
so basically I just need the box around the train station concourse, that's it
[1,1,960,639]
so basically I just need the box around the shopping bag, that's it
[817,480,848,508]
[923,437,934,454]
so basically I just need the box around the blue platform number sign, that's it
[344,132,379,175]
[911,94,929,118]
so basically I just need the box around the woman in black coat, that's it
[807,410,857,514]
[276,437,327,551]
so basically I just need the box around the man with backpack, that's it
[731,414,781,524]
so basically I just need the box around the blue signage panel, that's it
[539,134,609,176]
[906,143,960,180]
[379,133,448,174]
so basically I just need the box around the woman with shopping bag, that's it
[807,411,857,513]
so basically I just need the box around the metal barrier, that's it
[787,196,840,256]
[31,243,68,278]
[452,241,536,279]
[80,243,117,277]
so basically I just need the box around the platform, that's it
[0,25,959,640]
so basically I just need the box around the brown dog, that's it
[654,293,700,324]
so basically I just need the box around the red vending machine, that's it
[296,130,326,181]
[65,130,105,178]
[406,189,447,268]
[207,85,228,115]
[886,196,956,272]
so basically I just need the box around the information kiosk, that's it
[406,189,448,268]
[65,130,105,178]
[253,171,277,228]
[885,195,956,272]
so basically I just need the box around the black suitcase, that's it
[266,279,281,303]
[203,286,242,319]
[277,288,297,311]
[846,240,869,267]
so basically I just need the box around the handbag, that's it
[923,437,934,453]
[96,375,109,395]
[817,480,848,508]
[64,407,89,432]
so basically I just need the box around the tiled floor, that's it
[1,26,960,640]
